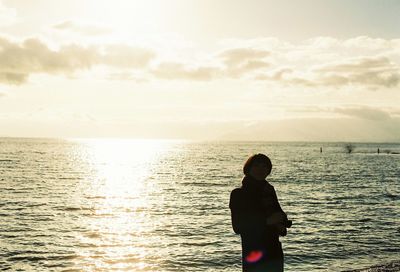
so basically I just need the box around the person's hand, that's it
[266,212,287,236]
[266,212,285,225]
[275,224,287,236]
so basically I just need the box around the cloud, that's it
[218,48,270,65]
[52,20,112,36]
[0,37,98,84]
[254,68,293,81]
[1,34,400,88]
[243,36,400,88]
[313,56,400,88]
[0,36,156,85]
[255,56,400,88]
[106,72,148,83]
[101,44,155,68]
[288,105,396,121]
[218,47,270,78]
[0,72,28,84]
[150,47,271,81]
[332,106,392,121]
[151,62,220,81]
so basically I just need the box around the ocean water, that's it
[0,137,399,271]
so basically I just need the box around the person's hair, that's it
[243,153,272,176]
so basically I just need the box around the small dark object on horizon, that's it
[345,143,354,153]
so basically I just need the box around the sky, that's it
[0,0,400,141]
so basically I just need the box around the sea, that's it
[0,137,399,271]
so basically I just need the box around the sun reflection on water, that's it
[71,138,179,270]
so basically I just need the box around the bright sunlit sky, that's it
[1,0,400,141]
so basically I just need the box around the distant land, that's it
[1,117,400,142]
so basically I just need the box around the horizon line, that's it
[1,135,400,144]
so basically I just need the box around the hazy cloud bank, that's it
[1,35,400,90]
[216,117,400,142]
[289,105,398,121]
[52,20,112,36]
[0,36,155,84]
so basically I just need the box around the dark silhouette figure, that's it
[229,154,291,272]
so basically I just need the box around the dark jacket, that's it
[229,175,287,271]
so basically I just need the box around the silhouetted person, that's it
[320,147,322,153]
[229,154,291,272]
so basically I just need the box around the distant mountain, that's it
[213,117,400,142]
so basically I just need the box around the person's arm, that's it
[271,186,285,215]
[270,186,289,236]
[229,188,245,234]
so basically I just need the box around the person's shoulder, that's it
[229,187,244,209]
[230,187,243,196]
[264,181,277,194]
[230,187,245,201]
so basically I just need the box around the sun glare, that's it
[80,138,172,200]
[83,0,167,40]
[70,138,176,269]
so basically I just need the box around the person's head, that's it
[243,153,272,181]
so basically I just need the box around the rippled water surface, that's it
[1,138,399,271]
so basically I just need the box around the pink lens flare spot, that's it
[245,250,263,263]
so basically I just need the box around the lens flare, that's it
[245,250,263,263]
